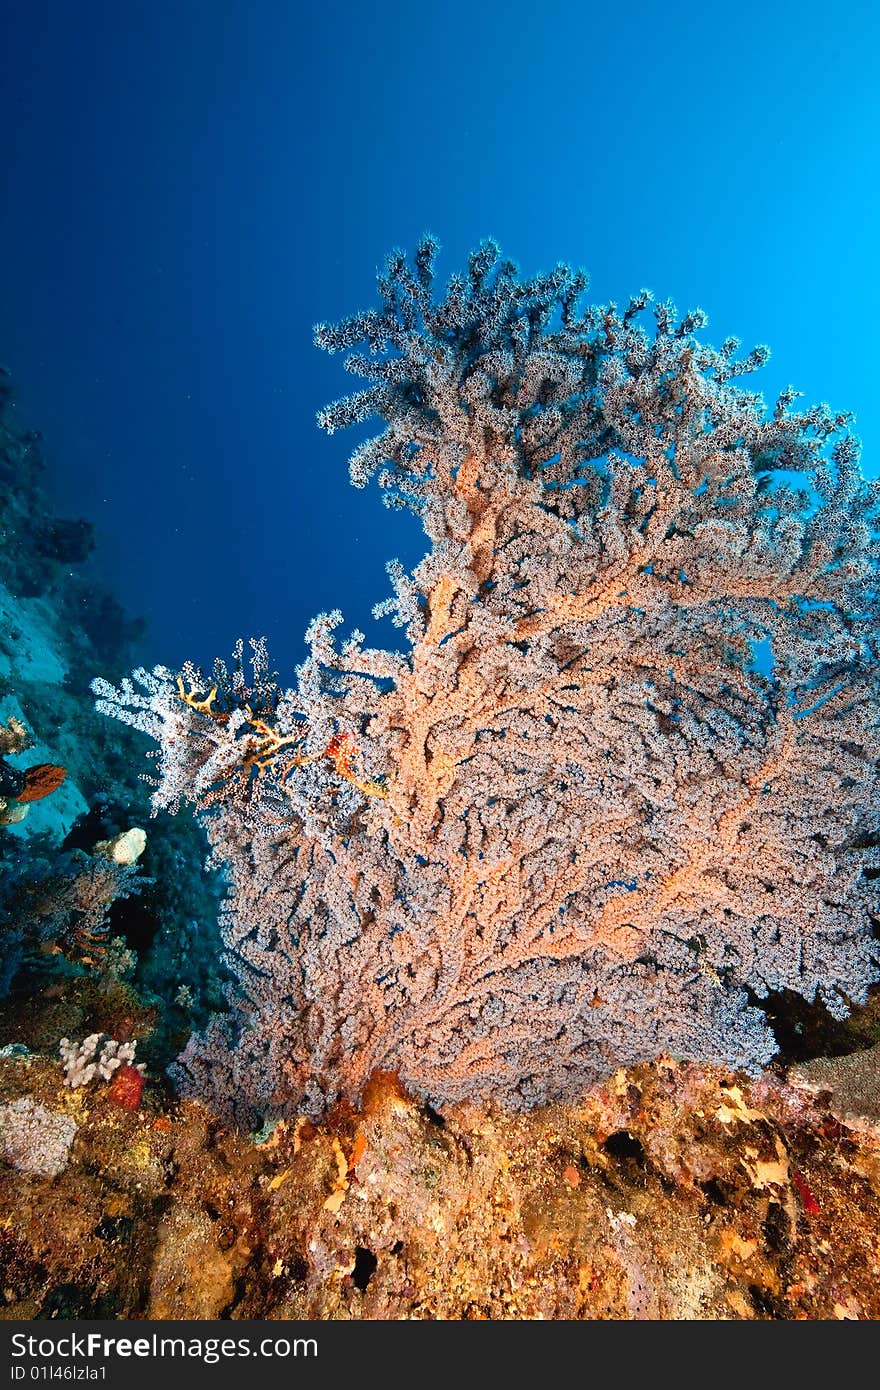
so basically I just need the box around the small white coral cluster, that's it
[59,1033,145,1089]
[0,1095,77,1177]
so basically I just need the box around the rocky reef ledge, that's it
[1,1046,879,1321]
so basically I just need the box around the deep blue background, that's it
[1,0,878,680]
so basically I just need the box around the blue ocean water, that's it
[1,0,878,679]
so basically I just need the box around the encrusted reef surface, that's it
[2,1040,880,1320]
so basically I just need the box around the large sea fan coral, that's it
[95,240,880,1123]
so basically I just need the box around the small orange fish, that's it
[16,763,67,803]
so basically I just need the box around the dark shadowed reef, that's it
[0,367,225,1079]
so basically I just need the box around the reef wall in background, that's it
[0,365,224,1049]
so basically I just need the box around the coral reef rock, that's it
[2,1052,879,1320]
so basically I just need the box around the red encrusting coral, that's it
[107,1064,145,1111]
[793,1169,821,1215]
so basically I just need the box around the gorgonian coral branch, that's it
[96,239,880,1124]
